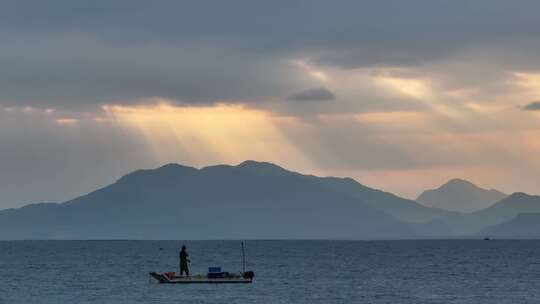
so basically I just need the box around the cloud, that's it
[3,0,540,208]
[0,32,315,108]
[287,87,336,102]
[1,0,540,110]
[522,101,540,111]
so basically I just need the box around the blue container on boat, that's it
[207,266,226,278]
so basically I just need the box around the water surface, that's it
[1,240,539,303]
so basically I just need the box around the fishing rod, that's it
[241,241,246,274]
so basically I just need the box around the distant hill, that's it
[479,213,540,239]
[310,176,455,223]
[2,161,536,240]
[417,178,507,213]
[0,161,452,240]
[467,192,540,228]
[440,192,540,235]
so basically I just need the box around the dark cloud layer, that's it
[1,0,540,108]
[287,87,336,102]
[523,101,540,111]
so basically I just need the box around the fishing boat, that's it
[149,242,254,284]
[149,270,254,284]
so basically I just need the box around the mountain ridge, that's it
[417,178,507,213]
[0,161,451,240]
[0,161,536,240]
[479,212,540,239]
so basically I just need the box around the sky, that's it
[1,0,540,208]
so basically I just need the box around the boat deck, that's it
[149,272,253,284]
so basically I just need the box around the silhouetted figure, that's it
[179,245,190,276]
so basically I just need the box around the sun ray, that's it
[102,101,317,170]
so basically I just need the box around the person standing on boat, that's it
[179,245,190,276]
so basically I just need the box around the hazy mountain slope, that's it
[238,160,455,223]
[309,176,456,223]
[443,192,540,235]
[479,213,540,239]
[468,192,540,226]
[0,161,450,240]
[417,179,507,213]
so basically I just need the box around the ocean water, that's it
[1,240,539,303]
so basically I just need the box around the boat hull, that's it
[149,272,253,284]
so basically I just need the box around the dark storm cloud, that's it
[287,87,336,102]
[0,31,312,107]
[1,0,540,108]
[522,101,540,111]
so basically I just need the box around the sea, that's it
[1,240,539,303]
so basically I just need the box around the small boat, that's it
[149,271,254,284]
[149,242,254,284]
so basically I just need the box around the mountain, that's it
[308,176,455,223]
[417,178,507,213]
[0,161,452,240]
[439,192,540,235]
[466,192,540,228]
[479,213,540,239]
[3,161,534,240]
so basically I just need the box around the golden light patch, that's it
[432,104,464,120]
[354,111,426,125]
[291,59,329,81]
[55,118,79,125]
[522,130,540,152]
[102,102,316,169]
[23,106,34,113]
[464,103,507,113]
[514,72,540,98]
[351,112,429,133]
[374,76,432,99]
